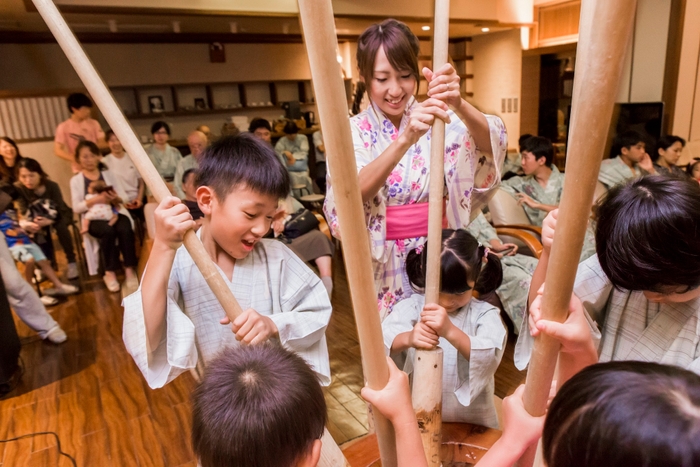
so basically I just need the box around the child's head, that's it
[16,158,48,191]
[543,361,700,467]
[248,118,272,143]
[653,134,686,165]
[196,133,290,259]
[687,158,700,180]
[595,175,700,302]
[518,134,533,153]
[356,19,420,121]
[610,130,646,162]
[283,120,299,140]
[191,344,327,467]
[87,180,108,195]
[406,229,503,312]
[66,93,93,118]
[182,168,197,201]
[520,136,554,175]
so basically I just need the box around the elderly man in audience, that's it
[174,130,207,199]
[275,121,314,196]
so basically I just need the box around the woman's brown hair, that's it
[356,19,421,88]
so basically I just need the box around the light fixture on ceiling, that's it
[230,21,238,33]
[282,23,290,34]
[172,21,180,33]
[481,27,490,32]
[422,25,430,31]
[108,19,117,33]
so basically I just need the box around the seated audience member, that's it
[501,136,560,226]
[146,121,182,182]
[192,344,427,467]
[173,130,207,199]
[598,130,655,189]
[312,129,327,193]
[80,180,118,234]
[15,158,79,280]
[122,134,332,390]
[0,203,78,299]
[248,117,272,144]
[181,168,203,229]
[516,176,700,374]
[0,229,68,336]
[688,158,700,184]
[272,195,334,298]
[102,130,144,223]
[652,135,687,177]
[54,93,105,173]
[467,211,537,333]
[0,137,24,187]
[502,133,531,180]
[275,121,314,195]
[196,125,212,143]
[70,141,138,292]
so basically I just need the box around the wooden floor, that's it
[0,252,525,466]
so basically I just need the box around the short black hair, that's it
[197,133,290,201]
[544,361,700,467]
[191,343,327,467]
[595,175,700,292]
[610,130,645,158]
[66,93,93,113]
[521,136,554,167]
[150,121,171,136]
[406,229,502,295]
[518,134,533,152]
[182,167,196,186]
[283,120,299,135]
[248,117,272,133]
[652,134,686,162]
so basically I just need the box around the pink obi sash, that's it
[385,200,447,241]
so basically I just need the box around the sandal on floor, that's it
[40,295,59,306]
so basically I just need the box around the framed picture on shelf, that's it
[149,95,165,113]
[194,98,207,110]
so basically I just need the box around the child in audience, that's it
[54,92,105,173]
[687,158,700,184]
[382,229,506,428]
[516,175,700,374]
[122,134,332,389]
[192,343,427,467]
[80,180,119,234]
[598,130,655,189]
[0,205,78,299]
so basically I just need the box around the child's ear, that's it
[620,146,629,156]
[196,186,215,215]
[296,439,322,467]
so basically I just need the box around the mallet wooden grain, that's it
[518,0,638,465]
[32,1,349,465]
[297,1,397,466]
[412,0,450,465]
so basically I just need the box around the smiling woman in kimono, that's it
[324,19,506,318]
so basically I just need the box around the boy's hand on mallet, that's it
[221,308,279,345]
[154,196,196,250]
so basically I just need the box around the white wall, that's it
[471,29,522,149]
[616,0,672,103]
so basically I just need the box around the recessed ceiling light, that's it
[422,25,431,31]
[481,27,490,32]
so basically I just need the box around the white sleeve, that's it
[70,174,88,214]
[122,260,198,389]
[454,305,506,406]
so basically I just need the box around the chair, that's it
[487,188,542,257]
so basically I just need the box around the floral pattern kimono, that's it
[324,100,507,318]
